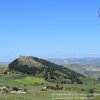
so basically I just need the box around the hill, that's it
[8,56,84,84]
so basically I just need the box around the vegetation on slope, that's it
[8,56,84,84]
[0,66,100,100]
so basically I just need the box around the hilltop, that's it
[8,56,84,84]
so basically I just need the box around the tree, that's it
[44,72,48,80]
[87,88,94,100]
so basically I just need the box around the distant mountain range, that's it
[48,58,100,78]
[0,62,9,66]
[48,57,100,65]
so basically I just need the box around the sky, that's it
[0,0,100,61]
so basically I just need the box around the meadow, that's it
[0,66,100,100]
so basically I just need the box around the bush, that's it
[87,88,94,100]
[81,88,85,91]
[88,88,94,94]
[65,87,71,90]
[34,82,39,86]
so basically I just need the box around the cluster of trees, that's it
[33,57,84,83]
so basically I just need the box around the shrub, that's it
[88,88,94,94]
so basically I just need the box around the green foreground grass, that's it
[0,67,100,100]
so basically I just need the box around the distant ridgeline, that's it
[0,62,9,66]
[8,56,85,84]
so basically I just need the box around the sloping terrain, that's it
[8,56,84,84]
[64,64,100,78]
[48,58,100,78]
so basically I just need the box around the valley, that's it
[48,58,100,78]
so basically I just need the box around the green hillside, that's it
[8,56,84,84]
[0,66,7,74]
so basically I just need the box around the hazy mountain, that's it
[48,58,100,78]
[0,62,9,66]
[48,57,100,65]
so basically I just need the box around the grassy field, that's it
[0,66,7,73]
[0,66,100,100]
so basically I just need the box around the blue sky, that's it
[0,0,100,61]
